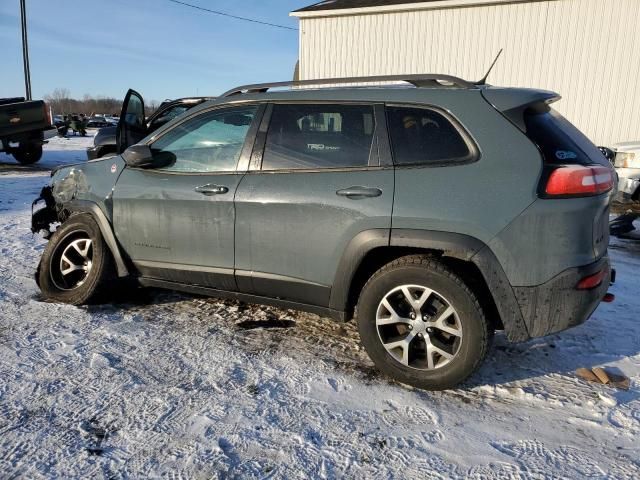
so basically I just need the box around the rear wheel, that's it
[357,255,491,390]
[13,143,43,164]
[37,214,113,304]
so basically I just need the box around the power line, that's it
[166,0,298,31]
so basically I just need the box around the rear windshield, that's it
[523,106,607,166]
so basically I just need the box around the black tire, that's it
[13,144,43,164]
[356,255,491,390]
[37,214,114,305]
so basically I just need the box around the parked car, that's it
[610,141,640,202]
[86,93,213,160]
[0,96,55,164]
[32,74,616,390]
[86,116,111,128]
[608,141,640,236]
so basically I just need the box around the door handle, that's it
[195,184,229,195]
[336,186,382,199]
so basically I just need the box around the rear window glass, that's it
[262,104,375,170]
[523,107,607,166]
[386,106,474,165]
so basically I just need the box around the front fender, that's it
[65,200,129,277]
[31,194,129,278]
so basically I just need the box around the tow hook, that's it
[602,293,615,303]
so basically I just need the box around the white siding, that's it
[298,0,640,145]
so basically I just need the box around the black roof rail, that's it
[221,74,475,97]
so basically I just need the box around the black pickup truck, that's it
[0,97,54,164]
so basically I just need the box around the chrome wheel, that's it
[376,284,463,370]
[50,232,93,291]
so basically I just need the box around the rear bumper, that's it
[512,256,612,338]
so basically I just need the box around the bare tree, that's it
[45,87,71,115]
[146,100,160,115]
[44,89,125,117]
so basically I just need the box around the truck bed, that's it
[0,98,49,139]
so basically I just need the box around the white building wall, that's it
[297,0,640,146]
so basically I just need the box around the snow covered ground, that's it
[0,136,639,478]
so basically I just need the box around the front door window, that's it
[150,106,258,173]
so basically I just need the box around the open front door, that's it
[116,89,146,154]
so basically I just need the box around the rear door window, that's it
[261,104,375,170]
[386,106,475,166]
[523,106,607,166]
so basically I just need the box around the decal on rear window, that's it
[555,150,578,160]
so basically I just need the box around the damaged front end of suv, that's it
[31,157,130,281]
[31,167,89,239]
[32,157,125,236]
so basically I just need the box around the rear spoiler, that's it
[481,88,561,132]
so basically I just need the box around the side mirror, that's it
[122,144,154,168]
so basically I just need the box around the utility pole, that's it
[20,0,32,100]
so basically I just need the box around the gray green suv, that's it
[31,75,616,390]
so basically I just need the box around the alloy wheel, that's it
[376,284,463,370]
[50,232,93,291]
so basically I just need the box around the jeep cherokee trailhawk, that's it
[32,75,616,390]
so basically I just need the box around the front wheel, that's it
[357,255,491,390]
[37,214,113,305]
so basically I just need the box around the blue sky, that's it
[0,0,310,103]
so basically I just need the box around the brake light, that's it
[576,268,607,290]
[545,165,614,197]
[43,102,52,125]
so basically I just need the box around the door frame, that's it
[247,100,393,173]
[115,102,268,289]
[116,88,146,154]
[234,100,394,306]
[130,101,268,175]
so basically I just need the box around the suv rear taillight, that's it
[544,165,614,197]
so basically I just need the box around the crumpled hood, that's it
[49,155,126,217]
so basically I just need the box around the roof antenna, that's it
[476,48,503,85]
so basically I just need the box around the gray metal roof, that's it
[294,0,450,13]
